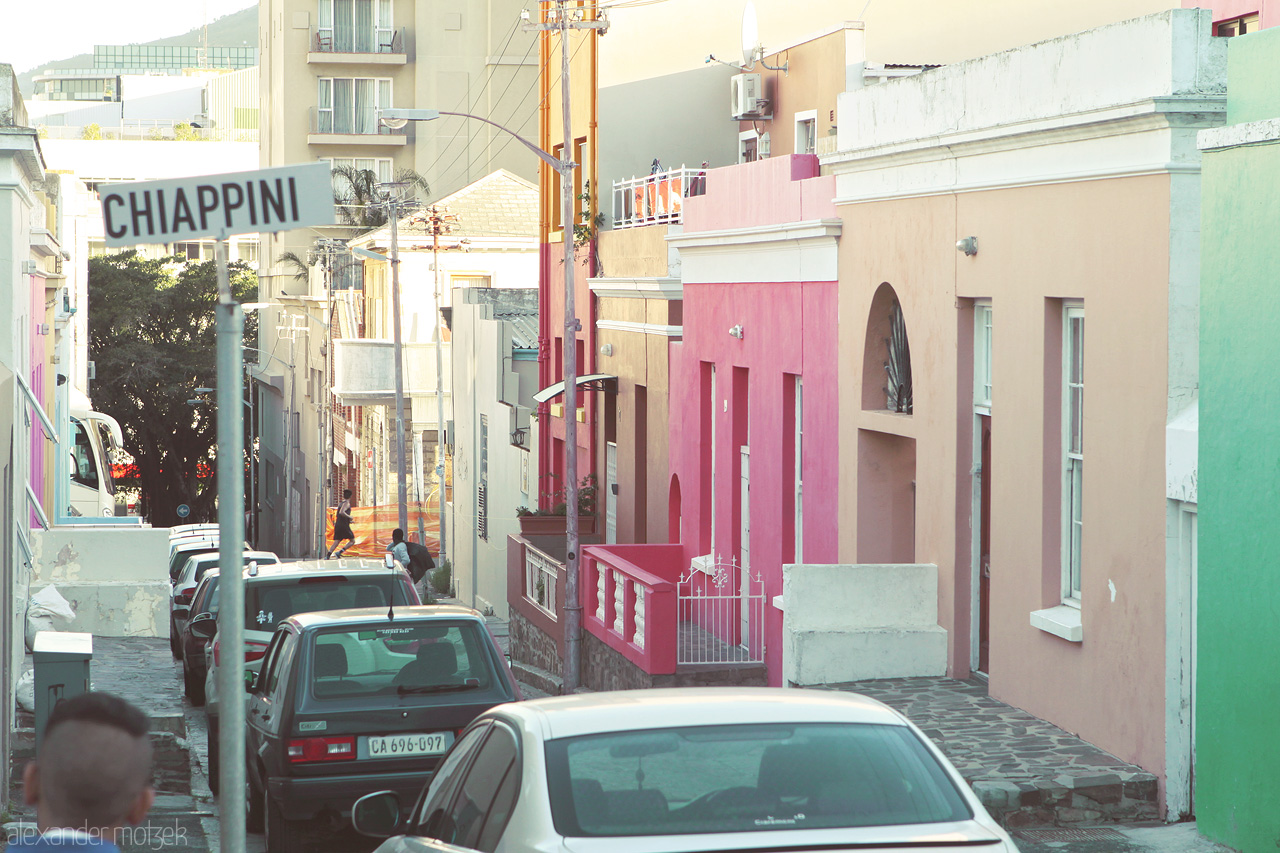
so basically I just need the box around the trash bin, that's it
[33,631,92,753]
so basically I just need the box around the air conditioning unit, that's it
[730,73,769,120]
[21,260,38,275]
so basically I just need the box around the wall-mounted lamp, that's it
[729,324,745,339]
[956,236,979,257]
[599,343,613,357]
[511,426,528,447]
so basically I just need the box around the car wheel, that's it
[183,657,205,706]
[170,620,181,658]
[264,789,306,853]
[206,719,220,796]
[245,766,265,833]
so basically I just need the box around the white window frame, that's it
[794,109,817,156]
[316,77,393,135]
[974,302,992,414]
[738,130,759,164]
[317,0,393,52]
[1061,305,1084,606]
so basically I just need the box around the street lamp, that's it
[378,103,585,691]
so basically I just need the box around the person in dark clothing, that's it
[11,692,155,852]
[327,489,355,558]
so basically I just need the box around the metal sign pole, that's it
[214,238,246,853]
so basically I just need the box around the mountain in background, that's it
[17,5,258,97]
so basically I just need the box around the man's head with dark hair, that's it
[343,489,352,499]
[391,528,405,543]
[24,692,155,833]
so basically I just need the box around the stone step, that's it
[510,660,563,696]
[973,772,1160,829]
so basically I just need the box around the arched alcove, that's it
[669,474,683,544]
[861,282,913,414]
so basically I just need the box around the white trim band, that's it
[588,276,682,300]
[595,319,683,338]
[1198,117,1280,151]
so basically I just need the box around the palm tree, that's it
[276,250,312,282]
[332,165,430,229]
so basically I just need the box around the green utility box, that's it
[33,631,93,752]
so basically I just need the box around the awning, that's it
[533,374,618,404]
[15,372,58,443]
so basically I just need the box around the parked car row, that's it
[170,532,1014,853]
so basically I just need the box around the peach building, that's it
[826,9,1221,817]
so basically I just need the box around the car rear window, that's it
[246,577,412,630]
[544,722,972,837]
[308,621,497,700]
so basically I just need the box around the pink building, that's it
[1183,0,1278,33]
[581,155,839,685]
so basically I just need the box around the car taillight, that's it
[287,736,356,763]
[174,587,196,606]
[211,639,266,665]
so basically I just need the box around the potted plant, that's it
[517,473,598,536]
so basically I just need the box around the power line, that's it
[416,11,531,184]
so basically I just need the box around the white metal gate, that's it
[677,556,765,665]
[605,441,618,544]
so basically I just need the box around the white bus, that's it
[68,402,124,518]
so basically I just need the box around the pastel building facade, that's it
[826,9,1221,816]
[1197,24,1280,850]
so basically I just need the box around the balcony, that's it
[612,166,707,230]
[332,339,452,408]
[307,107,407,147]
[308,27,407,64]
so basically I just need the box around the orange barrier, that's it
[325,502,440,558]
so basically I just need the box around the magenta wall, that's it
[668,155,839,685]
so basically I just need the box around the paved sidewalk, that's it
[8,638,211,853]
[824,677,1158,827]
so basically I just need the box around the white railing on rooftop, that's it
[612,165,707,230]
[38,124,257,142]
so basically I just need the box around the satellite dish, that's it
[741,0,759,68]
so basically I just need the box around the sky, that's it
[1,0,256,74]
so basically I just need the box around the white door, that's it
[605,442,618,544]
[739,446,750,646]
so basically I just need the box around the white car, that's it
[353,687,1018,853]
[169,550,280,659]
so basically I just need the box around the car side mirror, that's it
[244,671,259,693]
[189,615,218,640]
[352,790,403,838]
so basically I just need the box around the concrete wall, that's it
[782,563,947,686]
[598,64,738,200]
[30,527,171,637]
[829,8,1224,806]
[1196,25,1280,850]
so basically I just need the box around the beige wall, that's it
[595,293,675,545]
[601,0,1175,88]
[742,27,849,158]
[838,175,1173,777]
[597,227,670,278]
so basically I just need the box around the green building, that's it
[1198,25,1280,853]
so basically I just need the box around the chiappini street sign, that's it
[99,161,335,246]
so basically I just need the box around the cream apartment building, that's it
[255,0,539,554]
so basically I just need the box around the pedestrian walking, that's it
[327,489,355,558]
[10,692,155,852]
[404,537,436,603]
[386,527,411,570]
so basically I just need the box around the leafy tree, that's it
[331,165,429,229]
[88,251,258,526]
